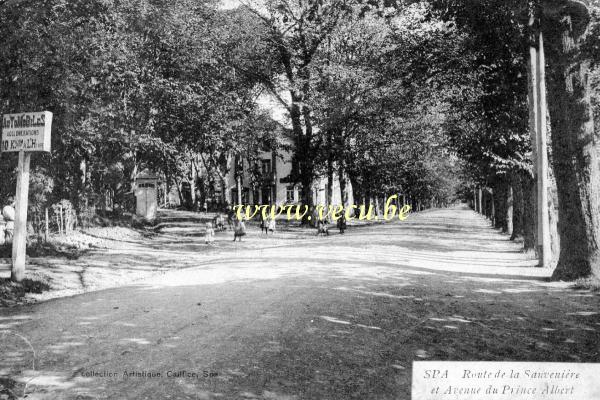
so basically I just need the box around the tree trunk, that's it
[164,168,172,206]
[548,164,561,267]
[484,190,490,219]
[493,182,509,232]
[349,174,362,208]
[521,172,537,251]
[527,13,541,258]
[506,184,514,235]
[288,74,315,224]
[190,159,197,207]
[272,147,278,205]
[545,104,561,267]
[338,162,350,222]
[536,27,552,267]
[326,131,333,208]
[176,179,184,206]
[543,2,600,280]
[482,191,487,218]
[490,189,496,226]
[510,173,524,241]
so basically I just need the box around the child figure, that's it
[205,222,215,245]
[213,213,225,232]
[226,207,235,230]
[316,218,329,236]
[267,217,276,234]
[2,197,15,244]
[233,219,246,242]
[337,215,347,234]
[259,214,268,234]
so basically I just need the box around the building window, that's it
[286,186,295,203]
[261,159,271,174]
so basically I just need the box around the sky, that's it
[219,0,241,9]
[256,92,290,127]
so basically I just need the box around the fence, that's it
[28,194,136,241]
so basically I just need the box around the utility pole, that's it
[536,29,551,268]
[529,3,551,268]
[2,111,52,282]
[11,150,30,282]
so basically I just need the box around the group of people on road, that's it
[259,214,277,235]
[204,207,246,244]
[203,206,348,244]
[316,215,346,236]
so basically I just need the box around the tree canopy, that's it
[1,0,599,280]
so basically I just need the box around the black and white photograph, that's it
[0,0,599,399]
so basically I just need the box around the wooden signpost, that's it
[1,111,52,282]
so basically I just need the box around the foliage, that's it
[0,0,597,229]
[0,0,267,215]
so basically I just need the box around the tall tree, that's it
[231,0,356,218]
[543,0,600,280]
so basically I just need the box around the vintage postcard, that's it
[0,0,599,399]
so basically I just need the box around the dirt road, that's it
[1,206,599,399]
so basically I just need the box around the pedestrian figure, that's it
[204,222,215,245]
[267,217,276,234]
[213,213,225,232]
[2,197,15,244]
[336,215,346,235]
[226,207,235,230]
[233,219,246,242]
[259,214,268,234]
[316,218,329,236]
[0,212,5,246]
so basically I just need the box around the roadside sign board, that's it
[0,110,53,282]
[1,111,52,152]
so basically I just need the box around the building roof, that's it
[136,169,159,181]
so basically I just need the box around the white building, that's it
[221,90,354,208]
[224,136,353,207]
